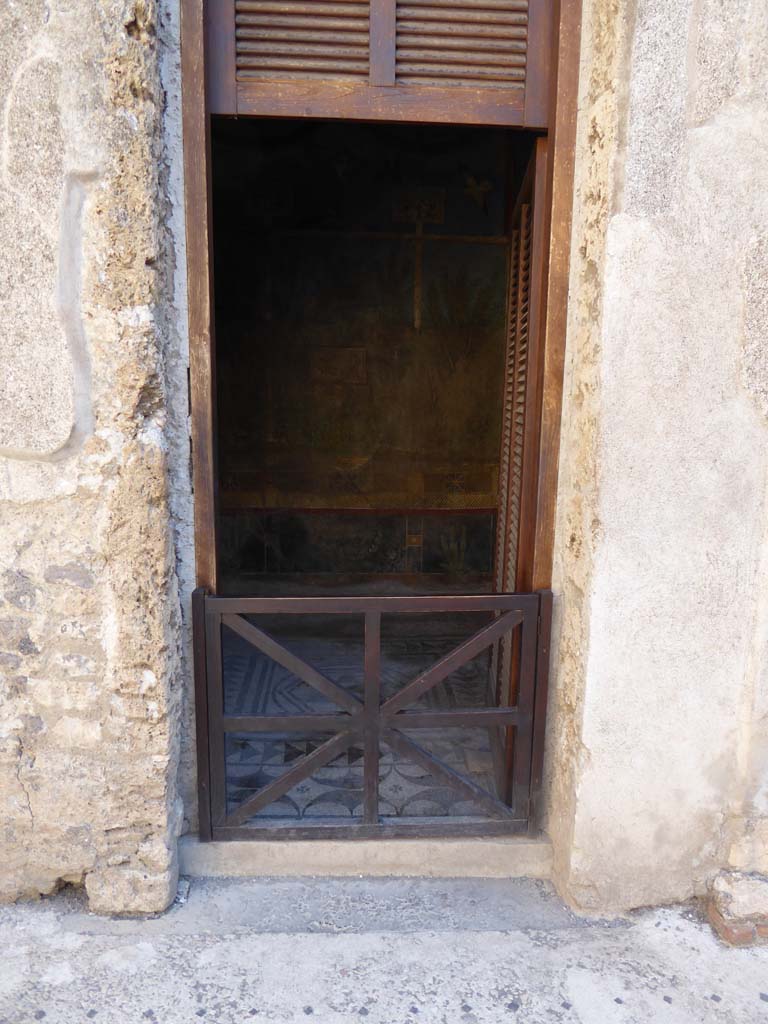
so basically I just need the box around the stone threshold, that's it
[179,833,553,879]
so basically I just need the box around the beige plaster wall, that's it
[549,0,768,911]
[0,0,193,913]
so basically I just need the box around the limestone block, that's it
[712,871,768,919]
[622,0,692,218]
[729,819,768,875]
[707,871,768,946]
[6,58,64,229]
[0,50,76,457]
[692,0,749,124]
[693,0,768,122]
[85,863,178,917]
[0,194,73,456]
[742,236,768,419]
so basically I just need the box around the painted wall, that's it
[548,0,768,910]
[0,0,194,913]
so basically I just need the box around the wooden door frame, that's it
[181,0,219,593]
[180,0,583,598]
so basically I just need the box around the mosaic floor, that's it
[222,617,505,822]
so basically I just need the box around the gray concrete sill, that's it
[179,832,553,879]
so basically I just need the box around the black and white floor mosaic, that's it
[222,617,504,822]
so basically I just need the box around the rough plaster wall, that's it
[549,0,768,911]
[156,1,197,837]
[727,236,768,875]
[0,0,193,913]
[544,0,629,902]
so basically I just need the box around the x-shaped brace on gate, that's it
[221,609,524,828]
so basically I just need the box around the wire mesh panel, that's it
[195,590,551,839]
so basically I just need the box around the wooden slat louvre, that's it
[238,61,370,74]
[396,20,526,37]
[209,0,552,127]
[397,51,526,65]
[402,0,528,8]
[398,6,527,23]
[236,26,369,40]
[494,227,519,593]
[396,73,523,87]
[397,63,525,76]
[503,201,532,586]
[396,0,528,88]
[238,0,369,11]
[237,13,370,27]
[237,10,369,23]
[238,41,369,55]
[496,140,548,599]
[235,0,371,80]
[396,38,526,52]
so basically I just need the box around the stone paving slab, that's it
[1,878,767,1024]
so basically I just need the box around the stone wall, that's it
[548,0,768,911]
[0,0,193,913]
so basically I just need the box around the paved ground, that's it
[1,877,767,1024]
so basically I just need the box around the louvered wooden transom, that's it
[395,0,528,89]
[233,0,531,89]
[210,3,551,142]
[235,0,372,81]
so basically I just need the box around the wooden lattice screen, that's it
[205,0,553,126]
[495,137,548,594]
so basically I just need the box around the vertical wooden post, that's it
[528,589,553,833]
[523,0,554,128]
[192,588,213,841]
[363,611,382,824]
[181,0,220,593]
[509,603,539,817]
[205,0,237,114]
[516,137,550,592]
[205,609,227,829]
[369,0,396,86]
[530,0,584,591]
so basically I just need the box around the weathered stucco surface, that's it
[0,0,193,913]
[549,0,768,911]
[4,879,768,1023]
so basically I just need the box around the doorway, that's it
[189,118,552,838]
[182,0,581,843]
[213,119,534,596]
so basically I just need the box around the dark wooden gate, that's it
[194,589,552,839]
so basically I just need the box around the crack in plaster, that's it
[14,737,34,826]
